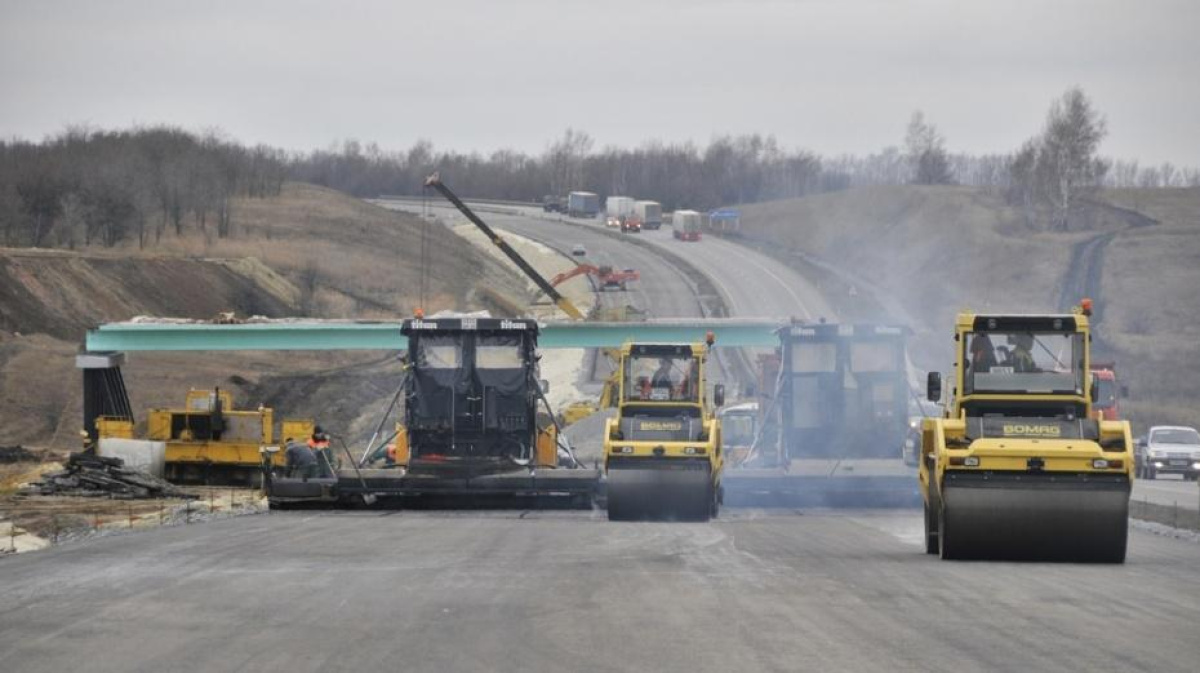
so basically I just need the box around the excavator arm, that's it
[550,264,600,287]
[424,173,586,320]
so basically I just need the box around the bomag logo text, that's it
[1002,424,1062,437]
[640,421,683,431]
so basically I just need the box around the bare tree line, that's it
[292,88,1195,225]
[0,126,286,249]
[2,88,1196,252]
[288,131,832,211]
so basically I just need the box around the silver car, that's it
[1138,425,1200,480]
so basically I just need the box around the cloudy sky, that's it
[1,0,1196,164]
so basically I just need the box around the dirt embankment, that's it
[0,250,298,340]
[736,185,1200,431]
[0,182,531,448]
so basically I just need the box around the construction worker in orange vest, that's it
[308,426,334,477]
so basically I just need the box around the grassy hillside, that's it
[737,185,1200,431]
[1095,188,1200,426]
[0,182,529,447]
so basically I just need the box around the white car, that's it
[1138,425,1200,480]
[571,244,587,257]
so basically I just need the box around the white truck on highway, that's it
[606,196,641,232]
[672,209,702,241]
[606,196,636,219]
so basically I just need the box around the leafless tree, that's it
[904,111,953,185]
[1039,87,1109,229]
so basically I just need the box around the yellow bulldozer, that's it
[98,388,313,486]
[919,301,1133,562]
[603,335,725,521]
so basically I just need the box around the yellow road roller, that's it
[604,336,724,521]
[920,301,1133,562]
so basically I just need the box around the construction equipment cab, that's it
[400,316,558,475]
[264,316,598,507]
[722,323,916,508]
[130,388,307,486]
[604,337,724,521]
[919,301,1133,562]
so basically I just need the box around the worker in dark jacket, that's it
[285,438,317,480]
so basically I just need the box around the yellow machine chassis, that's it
[919,308,1133,562]
[603,341,724,521]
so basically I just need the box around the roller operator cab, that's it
[919,302,1133,562]
[604,338,724,521]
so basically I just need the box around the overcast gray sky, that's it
[1,0,1196,164]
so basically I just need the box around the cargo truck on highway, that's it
[568,191,600,218]
[606,196,636,219]
[635,200,662,230]
[672,210,702,241]
[607,196,641,232]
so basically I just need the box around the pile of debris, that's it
[0,445,37,464]
[21,453,193,499]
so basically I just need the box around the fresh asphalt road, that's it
[1,508,1198,673]
[1133,475,1200,511]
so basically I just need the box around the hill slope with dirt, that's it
[0,182,529,448]
[736,185,1200,430]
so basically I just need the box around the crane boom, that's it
[424,173,586,320]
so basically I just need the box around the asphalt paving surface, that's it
[1133,475,1200,510]
[2,509,1198,673]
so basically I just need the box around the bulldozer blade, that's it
[607,459,713,522]
[939,472,1130,563]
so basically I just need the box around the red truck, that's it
[1090,362,1124,421]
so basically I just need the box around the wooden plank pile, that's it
[22,453,193,499]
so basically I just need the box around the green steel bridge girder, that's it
[83,319,785,353]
